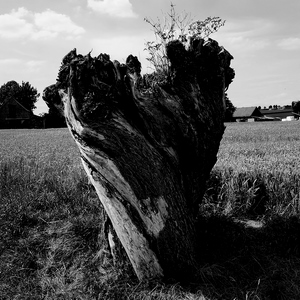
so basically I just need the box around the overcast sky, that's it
[0,0,299,114]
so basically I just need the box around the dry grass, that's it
[1,123,300,299]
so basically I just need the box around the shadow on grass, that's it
[2,207,300,299]
[193,215,300,299]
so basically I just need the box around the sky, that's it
[0,0,299,114]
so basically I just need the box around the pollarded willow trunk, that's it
[44,37,234,281]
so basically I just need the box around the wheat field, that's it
[1,122,300,299]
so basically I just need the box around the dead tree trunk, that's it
[44,37,234,281]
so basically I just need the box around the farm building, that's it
[233,106,295,122]
[260,107,295,120]
[233,107,263,122]
[0,98,33,128]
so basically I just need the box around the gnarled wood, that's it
[44,37,234,281]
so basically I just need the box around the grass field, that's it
[1,122,300,299]
[207,122,300,218]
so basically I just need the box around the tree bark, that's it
[44,37,234,281]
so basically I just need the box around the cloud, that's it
[0,7,85,41]
[89,33,153,71]
[0,58,21,64]
[224,35,269,51]
[212,19,271,58]
[26,60,46,72]
[0,58,45,73]
[0,8,34,39]
[278,37,300,50]
[87,0,138,18]
[33,9,85,39]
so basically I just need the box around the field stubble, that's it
[1,123,300,299]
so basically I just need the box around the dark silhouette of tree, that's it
[43,108,66,128]
[18,81,40,111]
[0,80,39,111]
[42,84,66,128]
[0,81,20,105]
[224,93,236,122]
[292,101,300,114]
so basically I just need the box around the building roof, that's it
[260,108,294,119]
[0,98,31,112]
[233,107,262,118]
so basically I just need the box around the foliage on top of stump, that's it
[144,3,226,82]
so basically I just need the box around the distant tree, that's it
[224,93,236,122]
[42,108,66,128]
[269,105,272,109]
[18,81,40,111]
[258,106,261,110]
[0,81,19,105]
[292,101,300,114]
[42,84,66,128]
[0,80,39,111]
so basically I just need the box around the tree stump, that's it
[44,37,234,281]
